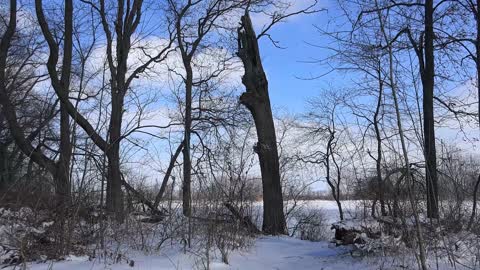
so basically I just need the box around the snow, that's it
[18,237,365,270]
[2,200,476,270]
[227,236,356,270]
[332,218,382,232]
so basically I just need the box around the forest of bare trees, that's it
[2,0,480,269]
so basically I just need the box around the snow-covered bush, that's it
[0,207,54,264]
[289,208,328,241]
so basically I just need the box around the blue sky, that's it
[256,1,338,114]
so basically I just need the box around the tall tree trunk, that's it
[423,0,439,219]
[56,0,73,213]
[182,66,193,217]
[373,65,386,216]
[55,104,72,255]
[35,0,75,255]
[36,0,74,221]
[103,0,135,221]
[237,12,286,235]
[106,93,124,221]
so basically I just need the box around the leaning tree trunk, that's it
[237,12,286,235]
[154,141,184,209]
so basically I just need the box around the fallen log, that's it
[224,202,260,234]
[120,173,166,218]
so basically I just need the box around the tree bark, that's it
[101,0,144,221]
[182,65,193,217]
[106,93,124,221]
[237,12,286,235]
[35,0,75,223]
[172,3,194,218]
[468,174,480,229]
[423,0,439,219]
[57,0,73,214]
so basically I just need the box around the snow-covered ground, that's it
[4,200,474,270]
[23,237,373,270]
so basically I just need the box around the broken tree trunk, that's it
[237,12,287,235]
[120,173,162,215]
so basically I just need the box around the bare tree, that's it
[35,0,74,220]
[300,92,346,221]
[409,0,439,219]
[34,0,174,221]
[443,0,480,230]
[167,0,245,217]
[0,0,75,255]
[375,2,427,267]
[237,11,286,235]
